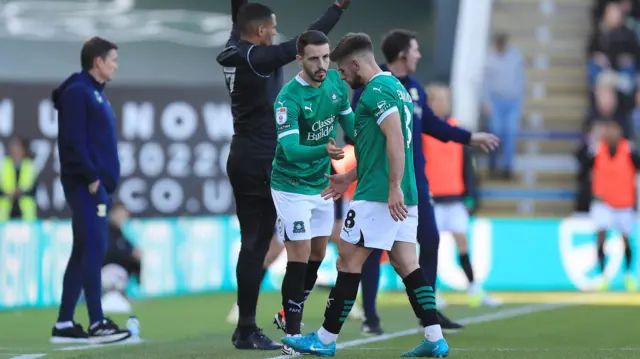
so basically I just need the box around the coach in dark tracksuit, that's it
[350,30,497,335]
[50,37,130,345]
[216,0,351,349]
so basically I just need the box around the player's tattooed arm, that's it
[339,82,356,141]
[379,110,405,189]
[379,109,409,221]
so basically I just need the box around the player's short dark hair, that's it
[329,32,374,63]
[237,3,274,35]
[80,37,118,71]
[381,29,417,63]
[296,30,330,56]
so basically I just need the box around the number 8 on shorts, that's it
[340,200,419,251]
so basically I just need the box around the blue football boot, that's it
[281,332,336,357]
[401,338,449,357]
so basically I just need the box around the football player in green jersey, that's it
[270,30,355,355]
[282,33,449,358]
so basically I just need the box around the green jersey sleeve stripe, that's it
[376,106,398,126]
[278,129,299,139]
[340,108,353,115]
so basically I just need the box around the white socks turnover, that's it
[424,324,444,342]
[317,326,338,345]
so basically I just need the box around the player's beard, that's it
[306,68,327,83]
[347,75,365,90]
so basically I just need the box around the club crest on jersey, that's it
[276,107,287,125]
[331,93,339,103]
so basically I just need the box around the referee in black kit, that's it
[217,0,352,350]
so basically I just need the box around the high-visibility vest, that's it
[330,144,357,200]
[422,117,465,196]
[592,139,636,208]
[0,157,37,220]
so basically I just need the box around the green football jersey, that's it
[352,72,418,205]
[271,70,352,195]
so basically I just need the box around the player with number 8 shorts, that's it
[282,32,449,358]
[270,30,355,356]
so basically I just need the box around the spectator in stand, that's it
[592,1,637,27]
[592,0,640,28]
[587,70,632,136]
[482,32,525,180]
[587,1,639,115]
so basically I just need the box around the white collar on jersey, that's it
[371,71,392,80]
[295,73,310,86]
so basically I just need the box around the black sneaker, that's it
[88,318,132,344]
[436,310,464,334]
[361,320,384,336]
[231,327,239,344]
[234,328,282,350]
[50,322,89,344]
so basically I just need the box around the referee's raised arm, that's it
[217,0,352,351]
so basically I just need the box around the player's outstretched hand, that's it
[335,0,351,9]
[322,173,351,200]
[326,138,345,160]
[470,132,500,153]
[388,186,408,221]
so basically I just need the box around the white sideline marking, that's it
[57,337,145,351]
[8,338,145,359]
[454,348,640,352]
[348,347,640,352]
[266,303,571,359]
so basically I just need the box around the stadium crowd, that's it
[576,0,640,211]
